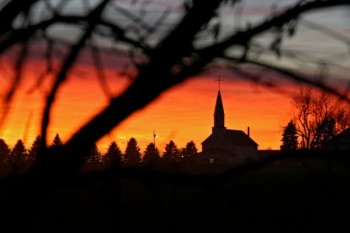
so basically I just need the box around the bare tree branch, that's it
[0,15,146,55]
[300,18,350,47]
[0,42,28,128]
[39,0,111,151]
[89,42,112,98]
[197,0,350,56]
[223,55,350,101]
[0,0,38,34]
[32,0,225,175]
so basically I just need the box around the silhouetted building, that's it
[199,90,258,164]
[329,128,350,153]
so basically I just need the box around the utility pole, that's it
[153,130,157,146]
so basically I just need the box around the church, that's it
[199,88,258,164]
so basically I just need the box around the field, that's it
[1,152,350,232]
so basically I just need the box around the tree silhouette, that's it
[0,139,11,164]
[291,88,350,149]
[8,139,27,174]
[162,141,180,163]
[181,141,198,161]
[142,143,160,166]
[280,121,298,152]
[310,117,336,151]
[27,135,42,161]
[50,134,63,149]
[87,143,102,164]
[103,141,122,165]
[124,138,141,167]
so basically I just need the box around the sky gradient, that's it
[0,60,294,152]
[0,0,349,153]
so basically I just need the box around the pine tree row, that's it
[0,134,198,167]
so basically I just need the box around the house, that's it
[329,128,350,153]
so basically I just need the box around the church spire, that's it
[214,90,225,127]
[214,76,225,128]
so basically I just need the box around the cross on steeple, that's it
[215,76,224,90]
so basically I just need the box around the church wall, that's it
[239,146,258,161]
[202,135,224,152]
[202,136,258,163]
[197,151,236,164]
[223,143,257,161]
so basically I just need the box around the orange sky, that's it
[0,59,296,153]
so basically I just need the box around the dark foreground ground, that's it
[1,152,350,233]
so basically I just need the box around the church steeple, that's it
[214,91,225,127]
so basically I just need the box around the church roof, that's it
[226,130,258,147]
[201,129,258,147]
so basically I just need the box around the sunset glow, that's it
[0,60,294,153]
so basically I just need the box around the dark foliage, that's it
[310,117,336,150]
[124,138,142,166]
[142,143,160,166]
[162,140,180,163]
[280,121,298,151]
[87,143,102,164]
[27,135,42,161]
[0,139,10,163]
[104,141,122,165]
[9,140,27,162]
[8,139,27,174]
[49,133,63,149]
[181,141,198,161]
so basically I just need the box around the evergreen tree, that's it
[142,143,160,165]
[87,143,102,164]
[104,141,122,165]
[50,133,63,148]
[162,140,180,163]
[311,117,335,150]
[181,141,198,161]
[28,135,41,161]
[280,121,298,151]
[8,139,27,173]
[124,138,141,166]
[0,139,11,163]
